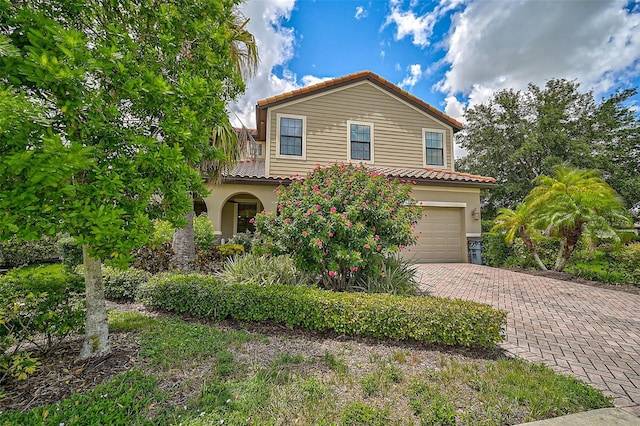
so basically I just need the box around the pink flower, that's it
[349,266,359,272]
[249,218,255,224]
[348,222,353,228]
[348,184,353,189]
[316,239,323,247]
[329,270,336,277]
[374,235,380,241]
[328,232,334,237]
[316,205,321,210]
[295,201,301,206]
[284,218,291,224]
[377,244,382,250]
[330,207,337,213]
[313,185,319,192]
[364,244,370,249]
[302,231,308,237]
[342,214,348,221]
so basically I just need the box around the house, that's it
[201,71,495,263]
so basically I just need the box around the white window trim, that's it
[422,128,447,169]
[276,113,307,160]
[347,120,375,164]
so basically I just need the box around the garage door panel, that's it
[401,207,465,263]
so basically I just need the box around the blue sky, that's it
[231,0,640,157]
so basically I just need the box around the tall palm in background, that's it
[172,8,259,269]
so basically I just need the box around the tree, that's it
[254,164,422,291]
[456,79,640,217]
[492,204,547,271]
[0,0,248,358]
[526,166,631,272]
[171,9,259,269]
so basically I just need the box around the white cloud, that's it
[301,75,333,86]
[436,0,640,110]
[229,0,303,128]
[384,0,464,48]
[399,64,423,89]
[355,6,368,20]
[384,6,436,47]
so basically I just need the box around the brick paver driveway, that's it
[416,263,640,415]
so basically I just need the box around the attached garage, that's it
[402,204,466,263]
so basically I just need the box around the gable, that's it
[264,80,456,177]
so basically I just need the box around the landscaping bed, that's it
[0,302,612,425]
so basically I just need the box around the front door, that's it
[236,202,257,234]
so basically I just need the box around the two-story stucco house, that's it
[201,71,495,263]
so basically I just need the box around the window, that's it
[347,121,374,163]
[277,115,305,157]
[424,129,445,167]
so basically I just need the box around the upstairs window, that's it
[424,129,445,167]
[278,115,305,157]
[348,121,374,163]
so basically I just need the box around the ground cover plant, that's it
[0,310,613,425]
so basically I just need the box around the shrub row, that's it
[0,236,59,268]
[138,274,507,348]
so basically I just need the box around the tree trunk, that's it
[518,228,547,270]
[80,245,110,359]
[554,224,583,272]
[173,210,196,271]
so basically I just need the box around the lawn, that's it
[0,306,612,426]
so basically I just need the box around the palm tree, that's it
[493,203,548,270]
[525,166,631,271]
[172,8,259,269]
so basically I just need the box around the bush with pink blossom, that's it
[254,164,422,291]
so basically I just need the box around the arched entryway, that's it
[220,193,263,241]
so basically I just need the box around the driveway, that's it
[415,264,640,415]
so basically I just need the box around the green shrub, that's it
[150,219,174,248]
[0,235,58,268]
[254,163,422,291]
[138,274,507,348]
[102,267,152,301]
[0,264,84,383]
[218,243,244,258]
[481,233,513,267]
[131,242,175,274]
[219,253,313,287]
[351,255,419,296]
[567,242,640,284]
[56,236,83,267]
[194,214,217,251]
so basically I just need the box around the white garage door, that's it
[401,207,465,263]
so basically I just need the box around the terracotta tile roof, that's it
[256,70,463,131]
[368,166,495,184]
[224,161,495,187]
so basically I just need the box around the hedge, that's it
[137,274,507,348]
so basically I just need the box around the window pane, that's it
[425,131,444,166]
[280,117,303,156]
[350,124,371,160]
[350,124,370,142]
[351,141,370,161]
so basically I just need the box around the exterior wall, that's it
[202,183,279,240]
[266,81,454,178]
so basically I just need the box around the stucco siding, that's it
[267,81,454,178]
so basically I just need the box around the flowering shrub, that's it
[254,164,422,291]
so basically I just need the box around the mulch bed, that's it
[1,333,140,412]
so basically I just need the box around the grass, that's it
[1,312,613,425]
